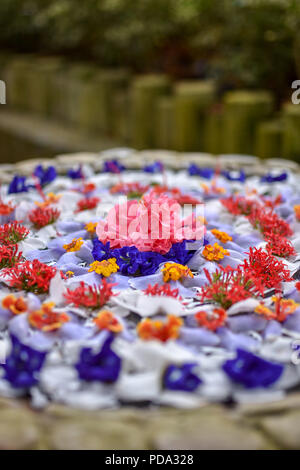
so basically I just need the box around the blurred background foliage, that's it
[0,0,299,102]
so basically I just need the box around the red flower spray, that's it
[2,260,58,294]
[64,280,115,308]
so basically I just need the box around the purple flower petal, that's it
[218,327,259,351]
[226,314,267,333]
[180,327,220,347]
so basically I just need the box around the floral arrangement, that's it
[0,156,300,410]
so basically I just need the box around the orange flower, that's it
[195,308,227,331]
[2,294,27,315]
[93,310,123,333]
[0,202,15,216]
[85,222,98,234]
[255,297,299,323]
[202,242,229,261]
[246,188,258,196]
[254,304,274,319]
[294,205,300,221]
[28,302,69,332]
[201,181,225,195]
[211,229,232,244]
[137,315,183,342]
[83,183,96,194]
[162,262,193,283]
[36,192,61,208]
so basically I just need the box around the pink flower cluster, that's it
[96,191,205,254]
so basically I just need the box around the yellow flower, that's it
[63,237,84,252]
[211,229,232,244]
[65,271,74,278]
[162,262,194,283]
[85,222,98,234]
[254,304,274,318]
[47,192,61,202]
[202,242,229,261]
[212,185,226,195]
[201,181,225,195]
[89,258,119,277]
[246,188,257,196]
[201,183,209,193]
[294,205,300,221]
[36,192,61,208]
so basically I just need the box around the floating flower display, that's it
[0,154,299,410]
